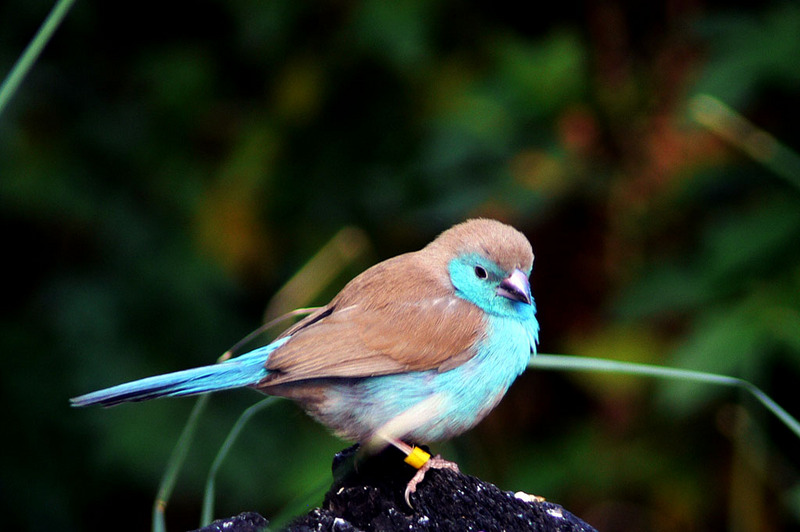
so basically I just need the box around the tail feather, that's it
[70,340,286,408]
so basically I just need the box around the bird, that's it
[71,218,539,503]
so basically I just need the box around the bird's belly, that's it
[310,318,532,443]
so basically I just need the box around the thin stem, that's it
[219,307,320,362]
[201,397,280,526]
[152,395,209,532]
[530,354,800,440]
[0,0,76,117]
[690,94,800,192]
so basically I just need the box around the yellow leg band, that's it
[404,446,431,469]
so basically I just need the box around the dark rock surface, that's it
[194,445,597,532]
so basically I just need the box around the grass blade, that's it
[201,397,280,526]
[152,395,209,532]
[0,0,76,117]
[690,94,800,192]
[529,354,800,440]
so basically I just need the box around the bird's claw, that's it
[404,455,460,507]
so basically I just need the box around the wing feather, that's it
[260,253,484,386]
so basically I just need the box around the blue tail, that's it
[70,339,288,408]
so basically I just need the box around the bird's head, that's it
[428,219,536,319]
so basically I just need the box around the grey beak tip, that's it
[497,269,532,305]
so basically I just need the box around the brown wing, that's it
[260,253,485,386]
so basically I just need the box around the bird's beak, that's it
[496,268,532,305]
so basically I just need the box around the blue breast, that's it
[320,313,537,442]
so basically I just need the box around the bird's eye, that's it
[474,266,488,279]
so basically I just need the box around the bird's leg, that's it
[403,452,460,506]
[381,435,460,506]
[370,395,461,506]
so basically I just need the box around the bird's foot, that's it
[404,454,460,507]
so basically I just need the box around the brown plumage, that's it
[259,218,533,389]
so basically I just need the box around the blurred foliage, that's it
[1,1,799,531]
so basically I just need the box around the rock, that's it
[190,511,269,532]
[194,445,597,532]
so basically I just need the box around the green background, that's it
[1,1,799,531]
